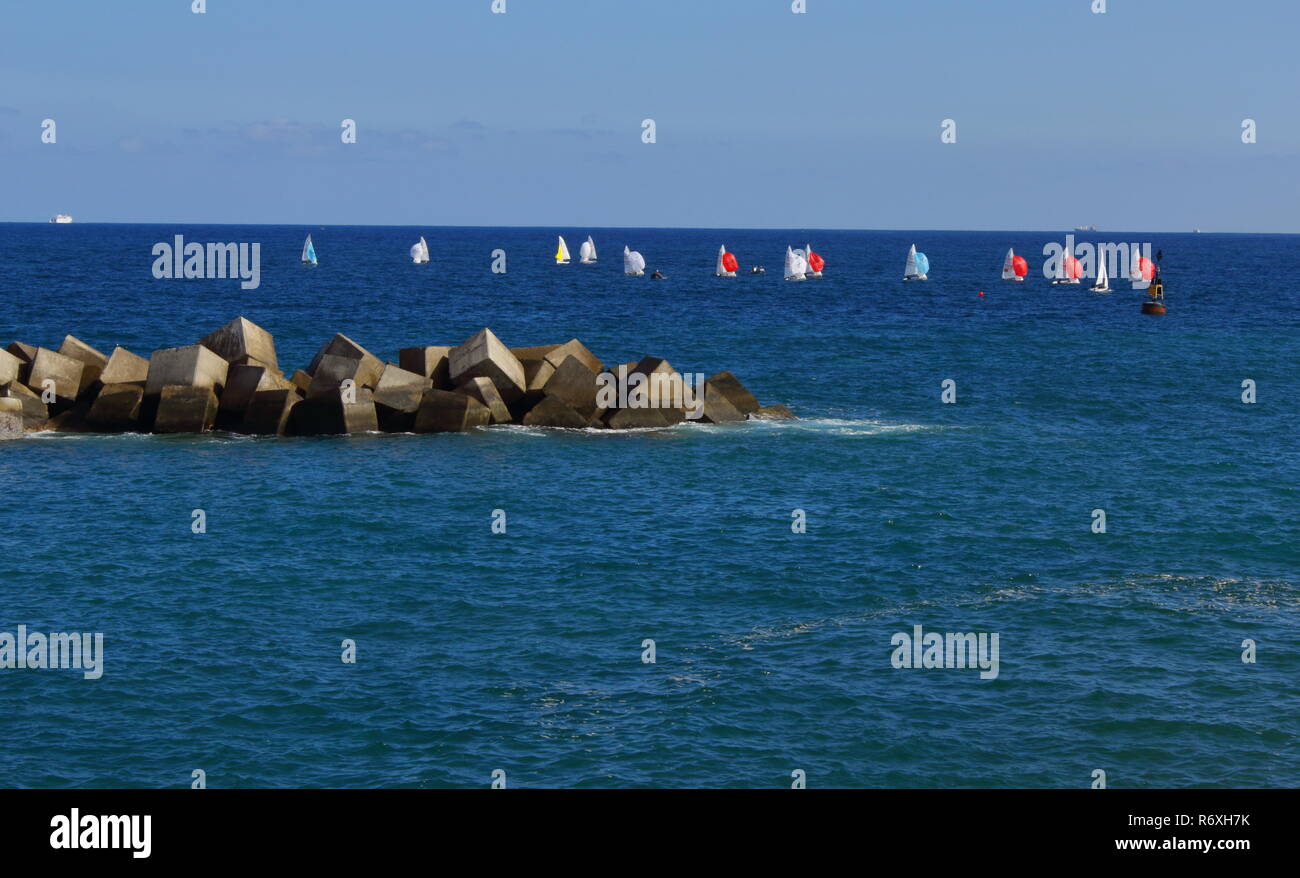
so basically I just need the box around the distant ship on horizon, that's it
[1074,224,1097,232]
[50,214,72,224]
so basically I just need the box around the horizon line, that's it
[1,221,1289,236]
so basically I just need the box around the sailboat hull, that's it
[1141,302,1166,315]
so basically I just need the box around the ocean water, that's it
[0,223,1296,788]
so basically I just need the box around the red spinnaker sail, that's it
[1012,255,1028,277]
[808,251,825,273]
[1063,256,1083,279]
[721,252,739,273]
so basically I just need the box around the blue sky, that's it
[2,0,1297,231]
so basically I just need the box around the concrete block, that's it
[448,328,525,401]
[541,355,600,420]
[87,383,144,430]
[751,404,795,420]
[398,346,452,388]
[242,389,301,435]
[153,385,219,433]
[701,384,745,423]
[605,406,674,430]
[704,371,760,416]
[0,410,20,438]
[1,381,48,428]
[543,338,603,375]
[306,334,383,397]
[0,349,19,386]
[145,345,228,397]
[290,387,378,435]
[456,376,512,424]
[413,389,491,433]
[373,363,433,432]
[27,347,85,405]
[99,346,149,385]
[199,316,279,371]
[217,364,291,429]
[290,369,312,395]
[522,394,588,428]
[57,335,109,396]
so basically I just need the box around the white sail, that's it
[716,244,735,277]
[556,236,571,264]
[904,244,918,278]
[580,235,597,263]
[1001,248,1015,280]
[411,236,429,264]
[784,246,807,281]
[1092,255,1110,291]
[623,245,645,276]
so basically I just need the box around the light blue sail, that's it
[302,235,317,265]
[914,252,929,276]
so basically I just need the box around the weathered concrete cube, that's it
[290,369,312,395]
[99,346,150,385]
[307,333,381,377]
[0,350,20,386]
[57,335,109,395]
[456,376,512,424]
[153,385,219,433]
[199,316,279,371]
[542,355,600,420]
[543,338,603,375]
[5,342,36,371]
[751,404,795,420]
[414,389,491,433]
[87,383,144,430]
[290,388,378,435]
[448,328,525,401]
[242,389,300,435]
[0,405,20,438]
[217,364,292,430]
[145,345,228,397]
[704,371,760,416]
[1,381,48,428]
[701,384,745,423]
[522,394,588,428]
[398,346,452,388]
[27,347,85,405]
[373,364,433,432]
[605,406,674,430]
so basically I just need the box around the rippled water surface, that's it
[1,224,1296,787]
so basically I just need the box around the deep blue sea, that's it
[1,223,1296,788]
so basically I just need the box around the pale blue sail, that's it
[302,234,317,265]
[914,252,929,276]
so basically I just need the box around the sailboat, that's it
[715,245,737,277]
[579,236,597,264]
[903,244,929,281]
[623,246,646,276]
[1090,255,1110,292]
[1001,247,1026,282]
[1051,254,1081,285]
[805,243,824,277]
[301,234,317,266]
[555,236,571,265]
[410,236,430,264]
[784,246,807,281]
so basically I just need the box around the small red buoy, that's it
[978,291,984,297]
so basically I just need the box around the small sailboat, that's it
[1051,254,1081,285]
[50,214,72,224]
[301,234,318,266]
[805,243,824,277]
[579,236,597,264]
[784,246,807,281]
[410,236,430,264]
[1001,247,1026,282]
[715,245,738,277]
[555,236,571,265]
[1090,255,1110,292]
[903,244,928,281]
[623,246,646,276]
